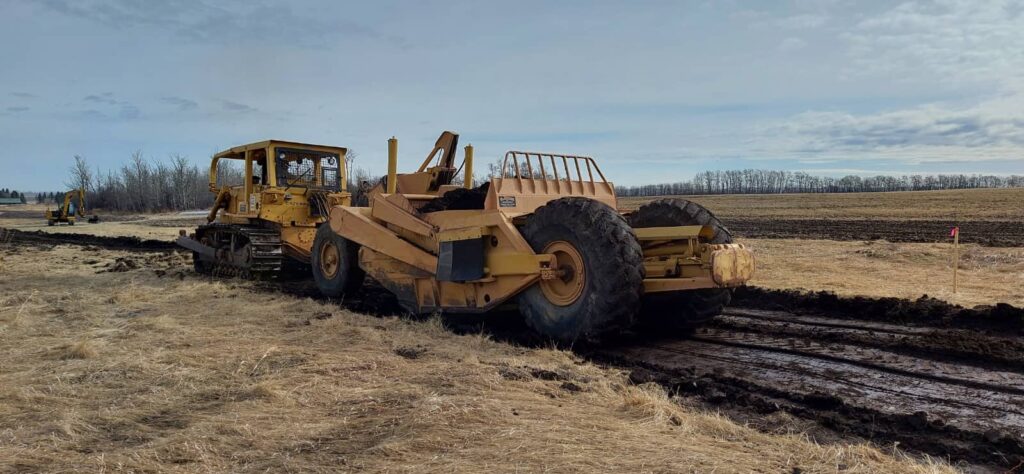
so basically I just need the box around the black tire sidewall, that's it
[311,224,363,297]
[518,198,644,343]
[518,224,597,338]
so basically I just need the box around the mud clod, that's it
[908,411,929,430]
[101,257,140,273]
[498,367,530,381]
[394,346,427,360]
[560,381,584,393]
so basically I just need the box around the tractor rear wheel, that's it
[311,224,365,298]
[519,197,645,344]
[629,198,733,331]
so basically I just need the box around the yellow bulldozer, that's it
[311,131,755,342]
[176,140,351,277]
[45,189,97,226]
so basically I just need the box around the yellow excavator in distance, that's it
[45,189,98,226]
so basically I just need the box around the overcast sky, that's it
[2,0,1023,189]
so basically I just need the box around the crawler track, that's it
[600,307,1024,468]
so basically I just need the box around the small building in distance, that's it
[0,197,24,205]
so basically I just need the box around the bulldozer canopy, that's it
[213,140,347,160]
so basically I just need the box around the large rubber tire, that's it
[518,197,645,344]
[311,224,365,298]
[628,198,733,331]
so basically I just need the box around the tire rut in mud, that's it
[712,310,1024,373]
[733,286,1024,334]
[620,359,1022,469]
[594,309,1024,469]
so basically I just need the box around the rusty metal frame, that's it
[501,151,608,184]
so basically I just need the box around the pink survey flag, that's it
[950,227,959,237]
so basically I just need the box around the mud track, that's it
[724,217,1024,246]
[0,228,177,251]
[733,286,1024,334]
[596,306,1024,469]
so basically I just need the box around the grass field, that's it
[620,187,1024,221]
[746,239,1024,307]
[0,244,952,473]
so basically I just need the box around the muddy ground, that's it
[732,287,1024,334]
[4,230,1023,471]
[723,218,1024,247]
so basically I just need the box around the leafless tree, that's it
[65,155,93,193]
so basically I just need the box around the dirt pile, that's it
[733,286,1024,333]
[101,257,140,272]
[1,228,176,251]
[724,218,1024,246]
[89,251,191,275]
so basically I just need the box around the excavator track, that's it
[187,224,283,279]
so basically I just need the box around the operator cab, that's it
[208,140,348,220]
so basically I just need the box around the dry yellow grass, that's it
[620,187,1024,220]
[0,245,955,473]
[743,238,1024,307]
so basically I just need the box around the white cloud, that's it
[759,91,1024,163]
[775,13,828,29]
[753,0,1024,164]
[841,0,1024,86]
[777,37,807,52]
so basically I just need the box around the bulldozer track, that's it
[193,224,284,278]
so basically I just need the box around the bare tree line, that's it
[70,152,375,213]
[616,169,1024,197]
[66,153,1024,213]
[66,154,244,213]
